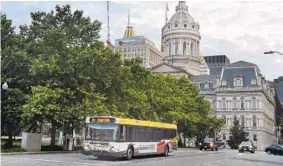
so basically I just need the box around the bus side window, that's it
[126,126,134,142]
[120,125,124,141]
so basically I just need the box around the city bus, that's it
[82,116,178,160]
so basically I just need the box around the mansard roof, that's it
[190,75,218,82]
[227,60,259,68]
[151,62,192,76]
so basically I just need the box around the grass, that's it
[1,139,26,153]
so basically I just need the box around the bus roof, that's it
[86,116,177,129]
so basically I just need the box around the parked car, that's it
[265,144,283,155]
[238,141,255,153]
[199,138,218,151]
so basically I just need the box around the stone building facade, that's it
[114,12,163,68]
[150,1,277,150]
[191,61,277,150]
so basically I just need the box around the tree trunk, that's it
[7,125,13,148]
[50,119,56,147]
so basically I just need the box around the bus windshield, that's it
[85,123,118,141]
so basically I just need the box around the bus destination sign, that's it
[90,117,115,123]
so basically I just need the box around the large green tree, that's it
[1,13,30,148]
[19,5,106,147]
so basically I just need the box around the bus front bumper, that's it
[81,149,126,158]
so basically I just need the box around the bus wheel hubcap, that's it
[128,149,132,157]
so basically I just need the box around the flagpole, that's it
[165,2,169,24]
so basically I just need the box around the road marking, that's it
[1,157,108,166]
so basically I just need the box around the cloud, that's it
[2,1,283,80]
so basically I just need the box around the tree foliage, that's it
[1,13,30,148]
[227,120,249,149]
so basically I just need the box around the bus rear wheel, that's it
[126,147,133,160]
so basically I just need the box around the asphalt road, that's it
[1,149,283,166]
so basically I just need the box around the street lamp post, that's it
[264,50,283,56]
[2,82,8,90]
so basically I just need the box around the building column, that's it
[171,39,174,55]
[178,38,182,55]
[186,39,189,56]
[188,39,192,56]
[194,41,197,56]
[192,41,195,56]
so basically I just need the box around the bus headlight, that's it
[110,146,116,152]
[84,145,89,150]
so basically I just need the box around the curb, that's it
[1,150,81,156]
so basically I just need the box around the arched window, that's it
[184,24,187,28]
[175,40,179,55]
[183,42,186,55]
[168,25,170,29]
[175,24,178,28]
[192,25,195,29]
[253,115,257,127]
[241,97,245,109]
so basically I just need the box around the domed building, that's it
[152,1,209,77]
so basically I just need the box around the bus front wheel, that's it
[126,147,134,160]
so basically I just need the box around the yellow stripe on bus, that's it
[116,118,177,129]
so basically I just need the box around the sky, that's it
[2,0,283,80]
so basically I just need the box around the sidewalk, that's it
[1,150,81,156]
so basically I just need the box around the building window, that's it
[233,97,237,109]
[222,80,227,86]
[213,100,217,110]
[222,115,227,125]
[253,135,257,141]
[252,97,256,109]
[241,115,245,127]
[222,98,226,110]
[223,134,226,140]
[226,100,230,109]
[257,100,261,109]
[253,115,257,127]
[183,42,186,55]
[234,77,243,86]
[251,78,257,85]
[168,25,170,29]
[240,97,245,109]
[184,24,187,28]
[175,40,178,55]
[234,115,237,123]
[169,41,172,56]
[192,25,195,29]
[175,24,178,28]
[204,83,209,89]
